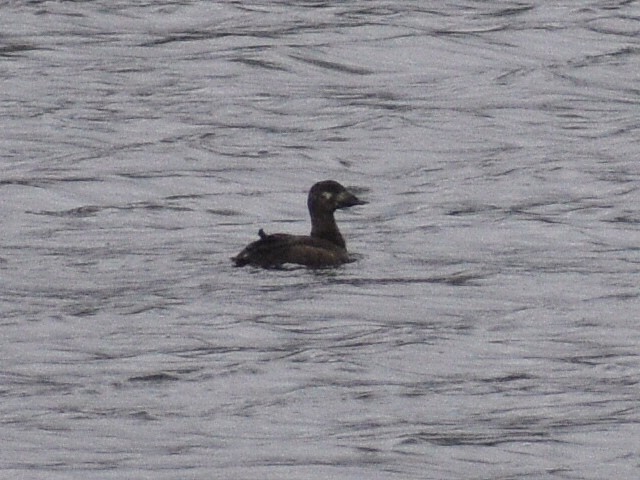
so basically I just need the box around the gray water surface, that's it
[2,1,640,479]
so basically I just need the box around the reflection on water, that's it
[2,1,640,478]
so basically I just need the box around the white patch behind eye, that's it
[322,191,334,200]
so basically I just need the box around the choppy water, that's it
[2,1,640,478]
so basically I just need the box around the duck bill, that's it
[336,190,367,209]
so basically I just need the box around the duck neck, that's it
[310,211,345,248]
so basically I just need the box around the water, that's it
[2,1,640,478]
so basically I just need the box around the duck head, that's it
[308,180,367,214]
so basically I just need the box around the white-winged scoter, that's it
[232,180,366,268]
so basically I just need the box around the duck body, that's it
[232,180,366,269]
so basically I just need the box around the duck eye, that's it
[322,191,334,201]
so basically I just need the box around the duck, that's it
[232,180,366,268]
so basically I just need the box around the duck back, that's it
[232,230,350,268]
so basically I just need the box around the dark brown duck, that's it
[232,180,366,268]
